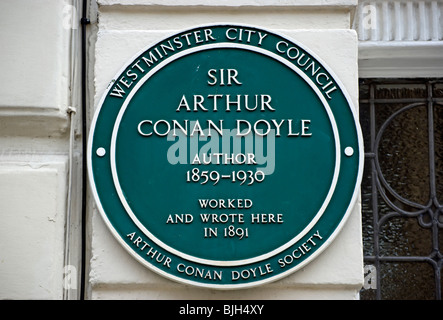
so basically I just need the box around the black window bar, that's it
[359,78,443,300]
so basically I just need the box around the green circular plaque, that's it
[88,24,363,288]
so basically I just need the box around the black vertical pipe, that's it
[80,0,90,300]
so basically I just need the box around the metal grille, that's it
[359,78,443,300]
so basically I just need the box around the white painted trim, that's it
[358,41,443,78]
[97,0,357,7]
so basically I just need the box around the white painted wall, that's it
[87,0,363,299]
[354,0,443,77]
[0,0,82,300]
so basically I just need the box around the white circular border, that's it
[87,23,365,289]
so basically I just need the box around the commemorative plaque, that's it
[88,24,363,288]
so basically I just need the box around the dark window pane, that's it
[359,79,443,300]
[361,163,374,256]
[379,216,432,257]
[380,262,435,300]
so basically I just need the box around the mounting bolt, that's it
[67,106,77,115]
